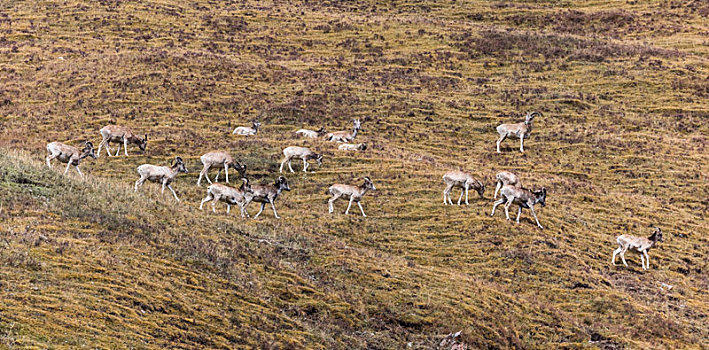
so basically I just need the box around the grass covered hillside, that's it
[1,0,708,348]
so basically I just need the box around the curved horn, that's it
[176,156,183,163]
[530,111,542,118]
[144,134,148,141]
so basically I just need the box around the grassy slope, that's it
[1,0,708,348]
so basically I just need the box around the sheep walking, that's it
[280,146,323,173]
[327,177,376,217]
[491,185,546,229]
[494,171,521,199]
[243,176,291,219]
[612,227,664,270]
[134,156,188,202]
[46,141,97,177]
[200,178,252,218]
[197,151,246,186]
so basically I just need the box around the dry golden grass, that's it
[0,0,708,348]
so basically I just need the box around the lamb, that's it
[490,185,546,229]
[338,143,367,151]
[134,156,188,202]
[612,227,664,270]
[327,177,376,217]
[199,178,252,218]
[295,127,327,138]
[197,151,246,186]
[442,170,485,206]
[232,120,261,136]
[494,171,521,199]
[326,119,361,142]
[496,111,541,153]
[97,125,147,157]
[242,176,291,219]
[46,141,97,177]
[279,146,323,173]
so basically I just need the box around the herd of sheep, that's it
[44,113,662,270]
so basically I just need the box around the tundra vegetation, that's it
[0,0,708,349]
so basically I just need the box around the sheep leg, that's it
[104,141,113,157]
[465,184,470,205]
[198,165,210,186]
[134,177,146,192]
[167,184,180,202]
[520,136,525,153]
[115,142,121,156]
[124,138,129,156]
[496,134,507,153]
[515,206,522,223]
[64,160,72,175]
[329,194,341,213]
[199,193,213,210]
[443,185,453,205]
[612,245,622,265]
[74,165,83,177]
[457,189,464,205]
[503,197,514,220]
[620,247,629,267]
[288,159,295,173]
[490,197,506,216]
[345,196,354,215]
[639,253,646,270]
[270,201,280,219]
[210,195,221,213]
[161,179,166,194]
[254,203,266,218]
[303,159,309,172]
[530,206,543,229]
[494,181,501,199]
[611,247,623,266]
[97,138,108,158]
[643,250,650,270]
[214,168,221,182]
[238,201,249,218]
[227,204,231,214]
[46,154,56,168]
[224,163,229,183]
[279,156,287,173]
[357,201,366,217]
